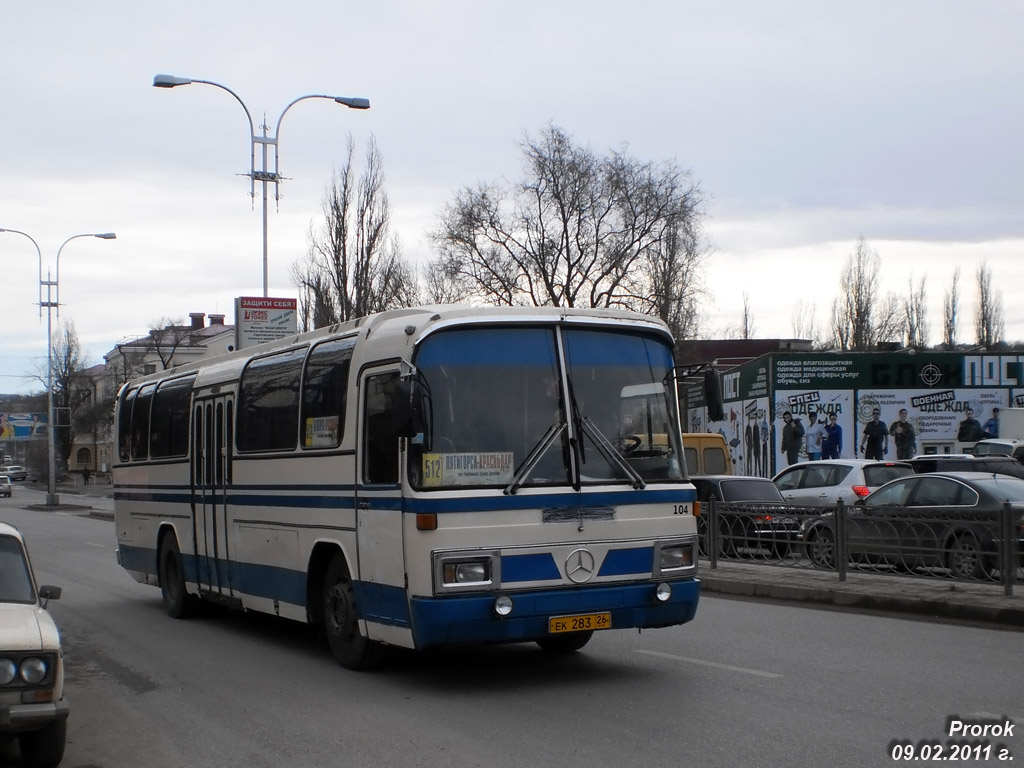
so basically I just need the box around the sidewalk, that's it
[24,478,115,518]
[700,558,1024,629]
[26,480,1024,629]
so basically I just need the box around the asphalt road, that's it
[1,489,1022,768]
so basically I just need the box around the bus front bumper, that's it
[408,578,699,649]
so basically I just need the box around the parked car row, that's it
[801,471,1024,579]
[691,455,1024,581]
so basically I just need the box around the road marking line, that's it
[637,649,783,678]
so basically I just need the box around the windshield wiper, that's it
[579,416,646,490]
[504,422,568,495]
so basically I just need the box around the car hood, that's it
[0,604,61,652]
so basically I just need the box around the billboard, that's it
[687,351,1024,478]
[234,297,298,349]
[0,413,46,441]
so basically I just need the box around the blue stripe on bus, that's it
[121,542,698,645]
[598,546,653,577]
[405,488,696,514]
[119,543,413,628]
[501,552,561,582]
[408,579,700,649]
[114,486,696,512]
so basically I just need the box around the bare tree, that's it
[429,124,709,339]
[740,291,755,339]
[829,237,907,350]
[292,134,418,329]
[637,218,706,340]
[974,261,1005,348]
[48,320,90,470]
[943,266,961,348]
[147,317,191,370]
[791,300,818,341]
[874,294,905,346]
[720,291,755,340]
[903,274,930,350]
[831,238,880,350]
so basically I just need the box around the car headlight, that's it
[0,659,16,685]
[20,657,47,685]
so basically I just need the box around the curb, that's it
[700,573,1024,628]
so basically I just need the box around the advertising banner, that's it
[235,297,298,349]
[774,390,854,471]
[0,413,46,441]
[855,389,1006,456]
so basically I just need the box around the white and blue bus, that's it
[114,305,701,668]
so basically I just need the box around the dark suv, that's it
[907,454,1024,480]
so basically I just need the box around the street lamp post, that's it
[0,228,116,506]
[152,74,370,297]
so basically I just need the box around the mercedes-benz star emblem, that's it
[565,548,596,584]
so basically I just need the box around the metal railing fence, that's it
[699,499,1022,596]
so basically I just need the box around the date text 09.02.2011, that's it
[889,741,1013,762]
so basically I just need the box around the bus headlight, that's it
[655,583,672,602]
[494,595,514,616]
[443,560,489,584]
[433,550,501,593]
[654,540,696,576]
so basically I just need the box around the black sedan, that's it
[802,471,1024,579]
[692,475,802,558]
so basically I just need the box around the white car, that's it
[0,523,67,766]
[1,465,27,482]
[0,476,11,497]
[772,459,914,506]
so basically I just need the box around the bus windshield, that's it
[408,325,683,490]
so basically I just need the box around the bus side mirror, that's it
[704,366,724,422]
[393,379,430,446]
[393,380,414,437]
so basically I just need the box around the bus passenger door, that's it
[192,394,235,597]
[355,368,407,634]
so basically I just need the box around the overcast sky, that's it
[2,2,1022,394]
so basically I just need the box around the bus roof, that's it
[120,304,673,392]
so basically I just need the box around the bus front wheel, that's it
[159,534,197,619]
[322,554,384,670]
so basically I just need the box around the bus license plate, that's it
[548,612,612,634]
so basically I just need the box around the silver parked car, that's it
[772,459,914,506]
[0,465,27,481]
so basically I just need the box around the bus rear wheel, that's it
[322,554,385,670]
[159,534,197,619]
[536,631,593,653]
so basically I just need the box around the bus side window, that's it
[363,372,400,485]
[301,338,354,450]
[118,388,137,462]
[131,384,156,461]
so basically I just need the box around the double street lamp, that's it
[152,74,371,297]
[0,228,116,506]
